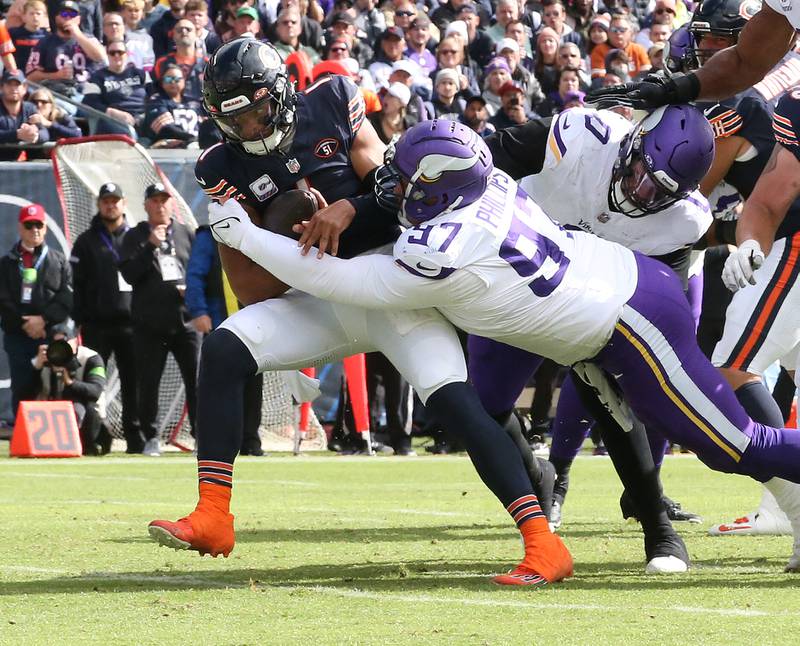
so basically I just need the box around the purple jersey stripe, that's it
[552,116,568,157]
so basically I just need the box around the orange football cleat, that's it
[493,528,574,587]
[148,482,235,557]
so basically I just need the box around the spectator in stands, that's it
[119,182,198,457]
[538,64,581,114]
[353,0,385,45]
[144,63,202,146]
[185,225,263,456]
[102,12,126,45]
[70,182,143,453]
[433,36,479,98]
[32,322,110,455]
[366,81,409,143]
[539,28,566,93]
[387,59,429,125]
[5,0,51,31]
[149,0,188,59]
[27,86,83,138]
[83,39,147,136]
[459,93,494,136]
[403,14,435,76]
[457,2,494,68]
[0,204,72,418]
[273,0,323,51]
[44,0,102,40]
[368,26,407,89]
[495,37,543,109]
[485,0,517,44]
[231,5,261,39]
[392,1,416,32]
[186,0,221,58]
[481,55,511,115]
[0,69,50,160]
[122,0,156,72]
[272,7,320,63]
[139,0,167,33]
[213,0,245,42]
[603,47,631,84]
[565,0,596,35]
[326,12,373,68]
[541,0,584,53]
[504,19,533,68]
[589,14,649,79]
[430,0,467,34]
[153,18,206,100]
[646,40,665,73]
[430,67,465,119]
[26,0,107,102]
[635,0,674,48]
[557,41,589,88]
[9,0,48,72]
[489,79,533,129]
[587,14,609,61]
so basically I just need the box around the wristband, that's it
[670,72,701,104]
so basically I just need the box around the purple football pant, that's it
[597,254,800,483]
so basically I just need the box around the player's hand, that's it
[586,72,700,111]
[34,344,48,370]
[148,224,167,247]
[208,198,252,249]
[293,192,355,259]
[722,239,765,292]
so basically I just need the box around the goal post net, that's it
[51,135,326,451]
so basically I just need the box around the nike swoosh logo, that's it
[415,261,438,272]
[211,216,240,230]
[196,176,206,186]
[561,115,570,129]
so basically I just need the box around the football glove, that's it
[722,239,765,292]
[585,72,701,111]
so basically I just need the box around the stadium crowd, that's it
[0,0,689,154]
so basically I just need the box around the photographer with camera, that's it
[489,80,535,130]
[32,322,108,455]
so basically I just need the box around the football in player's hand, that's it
[261,189,319,240]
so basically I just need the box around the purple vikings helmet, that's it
[664,27,699,76]
[610,105,715,217]
[374,120,493,225]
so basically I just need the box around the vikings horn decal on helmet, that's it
[664,27,699,75]
[374,120,493,225]
[203,37,297,156]
[609,105,715,217]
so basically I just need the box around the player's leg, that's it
[466,335,556,518]
[369,310,572,585]
[709,237,800,535]
[148,292,365,557]
[601,254,800,483]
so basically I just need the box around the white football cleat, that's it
[708,510,792,536]
[645,556,689,574]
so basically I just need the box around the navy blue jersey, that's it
[144,91,203,142]
[9,26,48,71]
[701,88,800,239]
[195,74,399,259]
[26,32,101,86]
[83,64,148,115]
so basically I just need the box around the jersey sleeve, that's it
[485,117,552,180]
[194,143,244,202]
[704,102,744,138]
[328,74,365,138]
[393,221,489,281]
[773,89,800,162]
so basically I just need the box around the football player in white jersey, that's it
[474,105,713,535]
[586,0,797,108]
[209,119,800,575]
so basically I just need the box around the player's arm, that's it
[210,199,471,310]
[217,200,290,305]
[484,117,552,180]
[736,144,800,255]
[699,135,750,196]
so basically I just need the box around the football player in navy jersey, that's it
[148,38,574,588]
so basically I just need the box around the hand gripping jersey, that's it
[516,108,712,257]
[764,0,800,30]
[195,74,398,259]
[231,169,638,366]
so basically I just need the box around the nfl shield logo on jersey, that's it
[597,212,611,223]
[285,158,300,173]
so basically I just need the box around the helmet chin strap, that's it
[241,120,296,156]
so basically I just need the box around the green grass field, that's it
[2,447,799,645]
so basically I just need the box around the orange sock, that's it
[196,480,232,516]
